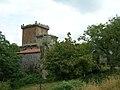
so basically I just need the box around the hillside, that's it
[19,75,120,90]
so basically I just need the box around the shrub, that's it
[52,81,74,90]
[51,80,85,90]
[11,73,42,89]
[68,79,85,89]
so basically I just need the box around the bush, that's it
[11,73,42,89]
[52,81,74,90]
[0,81,12,90]
[52,80,85,90]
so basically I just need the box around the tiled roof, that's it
[17,48,40,54]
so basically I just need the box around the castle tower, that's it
[17,21,57,71]
[21,21,49,46]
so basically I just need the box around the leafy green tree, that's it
[106,16,120,67]
[79,16,120,68]
[44,32,94,80]
[76,42,95,76]
[0,31,20,81]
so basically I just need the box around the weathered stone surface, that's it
[22,22,49,46]
[19,52,40,71]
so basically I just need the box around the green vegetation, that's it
[11,73,42,89]
[0,31,43,89]
[0,31,20,81]
[1,15,120,90]
[44,16,120,82]
[0,81,12,90]
[19,75,120,90]
[44,32,94,80]
[0,31,22,89]
[79,16,120,69]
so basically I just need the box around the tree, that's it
[44,32,94,80]
[0,31,20,81]
[79,16,120,68]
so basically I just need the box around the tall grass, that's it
[82,75,120,90]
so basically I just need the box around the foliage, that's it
[0,81,12,90]
[52,79,85,90]
[79,16,120,68]
[11,73,42,89]
[52,81,74,90]
[44,32,94,80]
[0,31,21,81]
[18,69,120,90]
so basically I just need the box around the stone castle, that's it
[17,21,57,71]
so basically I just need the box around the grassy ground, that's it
[19,75,120,90]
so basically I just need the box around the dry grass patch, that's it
[100,75,120,90]
[82,75,120,90]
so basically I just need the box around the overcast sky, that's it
[0,0,120,45]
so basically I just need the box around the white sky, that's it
[0,0,120,45]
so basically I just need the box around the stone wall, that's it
[37,35,57,48]
[22,27,37,45]
[19,52,40,71]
